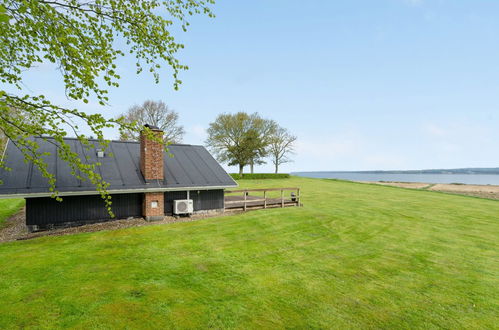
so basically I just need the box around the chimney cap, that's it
[144,124,161,131]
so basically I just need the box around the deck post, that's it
[297,188,300,206]
[243,190,247,211]
[281,189,284,208]
[264,190,267,209]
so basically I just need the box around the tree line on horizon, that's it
[118,101,296,174]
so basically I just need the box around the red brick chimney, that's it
[140,124,165,221]
[140,124,164,182]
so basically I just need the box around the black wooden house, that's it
[0,126,237,231]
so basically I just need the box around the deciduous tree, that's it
[269,126,297,174]
[119,100,185,143]
[206,112,276,175]
[247,118,277,173]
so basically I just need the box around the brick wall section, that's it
[140,126,165,220]
[140,128,164,181]
[143,192,164,220]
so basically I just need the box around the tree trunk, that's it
[239,164,244,175]
[275,163,278,174]
[250,159,254,174]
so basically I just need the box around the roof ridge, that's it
[35,136,200,147]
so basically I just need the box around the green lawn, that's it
[0,177,498,329]
[0,198,24,229]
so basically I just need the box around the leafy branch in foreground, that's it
[0,0,214,215]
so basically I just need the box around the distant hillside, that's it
[293,168,499,175]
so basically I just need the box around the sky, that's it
[10,0,499,172]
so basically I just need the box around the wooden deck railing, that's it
[224,187,301,211]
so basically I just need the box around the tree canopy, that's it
[246,118,277,173]
[119,100,185,143]
[0,0,214,213]
[205,112,280,174]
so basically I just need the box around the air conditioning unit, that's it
[173,199,193,214]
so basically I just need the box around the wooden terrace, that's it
[224,187,301,211]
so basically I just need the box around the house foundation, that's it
[143,192,165,221]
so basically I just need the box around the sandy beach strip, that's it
[358,181,499,200]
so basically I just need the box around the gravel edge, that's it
[0,209,243,243]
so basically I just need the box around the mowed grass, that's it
[0,177,498,329]
[0,198,24,229]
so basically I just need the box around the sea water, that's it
[292,172,499,185]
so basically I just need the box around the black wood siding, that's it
[26,193,142,226]
[164,189,224,215]
[26,189,224,226]
[164,191,187,215]
[192,189,224,211]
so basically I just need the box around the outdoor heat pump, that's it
[173,199,193,215]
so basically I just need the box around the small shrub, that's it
[230,173,290,180]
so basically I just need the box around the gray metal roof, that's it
[0,137,237,197]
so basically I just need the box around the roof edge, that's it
[0,185,238,199]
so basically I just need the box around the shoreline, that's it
[358,181,499,200]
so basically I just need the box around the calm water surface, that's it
[293,172,499,185]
